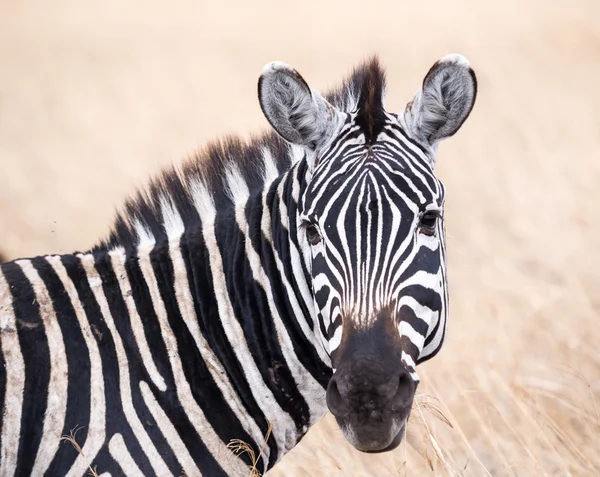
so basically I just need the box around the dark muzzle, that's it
[326,351,416,452]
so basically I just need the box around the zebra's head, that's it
[259,56,476,452]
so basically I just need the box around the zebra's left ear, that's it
[259,62,342,156]
[403,54,477,149]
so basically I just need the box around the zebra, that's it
[0,54,477,476]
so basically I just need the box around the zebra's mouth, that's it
[361,421,405,454]
[336,415,408,453]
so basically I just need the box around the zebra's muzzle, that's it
[326,356,415,452]
[325,307,419,451]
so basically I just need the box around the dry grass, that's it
[60,426,100,477]
[1,0,599,475]
[227,421,274,477]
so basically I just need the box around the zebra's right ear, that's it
[259,62,342,155]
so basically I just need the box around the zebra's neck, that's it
[191,158,333,458]
[110,158,333,465]
[0,159,332,474]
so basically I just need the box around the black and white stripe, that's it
[0,54,477,474]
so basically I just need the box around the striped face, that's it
[259,55,476,452]
[297,114,447,451]
[300,115,447,373]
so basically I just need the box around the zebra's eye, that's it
[418,211,439,236]
[306,225,322,245]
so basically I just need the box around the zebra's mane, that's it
[93,57,386,252]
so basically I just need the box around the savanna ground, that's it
[1,1,599,475]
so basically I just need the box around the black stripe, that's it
[92,444,133,476]
[394,244,442,290]
[398,285,442,314]
[181,225,278,471]
[240,194,311,432]
[2,261,49,476]
[264,180,332,388]
[420,318,445,364]
[31,256,92,476]
[387,122,430,155]
[148,242,231,475]
[0,268,7,461]
[278,166,316,333]
[100,248,181,475]
[397,305,429,338]
[60,253,156,476]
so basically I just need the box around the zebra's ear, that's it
[259,62,342,154]
[403,54,477,148]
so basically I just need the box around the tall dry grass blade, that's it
[415,394,454,429]
[414,398,457,476]
[425,373,495,477]
[497,368,596,475]
[558,366,600,424]
[483,370,551,476]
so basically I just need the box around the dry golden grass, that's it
[228,421,274,477]
[1,0,599,475]
[60,426,100,476]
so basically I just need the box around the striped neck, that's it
[0,158,333,474]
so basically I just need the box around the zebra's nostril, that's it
[391,371,416,412]
[326,378,350,418]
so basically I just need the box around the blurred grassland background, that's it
[1,0,599,475]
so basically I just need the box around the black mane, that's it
[93,57,386,252]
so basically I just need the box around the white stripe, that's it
[109,248,166,392]
[367,172,384,312]
[376,186,402,304]
[329,171,367,310]
[160,196,185,237]
[108,433,145,477]
[230,162,327,374]
[354,180,367,316]
[139,381,200,476]
[275,179,330,360]
[267,181,327,355]
[78,253,171,476]
[163,205,264,471]
[136,240,249,475]
[17,260,69,476]
[329,324,343,353]
[398,295,436,336]
[133,220,155,247]
[0,269,24,476]
[224,164,250,204]
[255,189,328,427]
[45,255,106,477]
[401,351,420,382]
[397,320,425,351]
[189,177,294,457]
[261,147,280,184]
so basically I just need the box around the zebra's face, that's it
[301,124,446,451]
[259,55,476,452]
